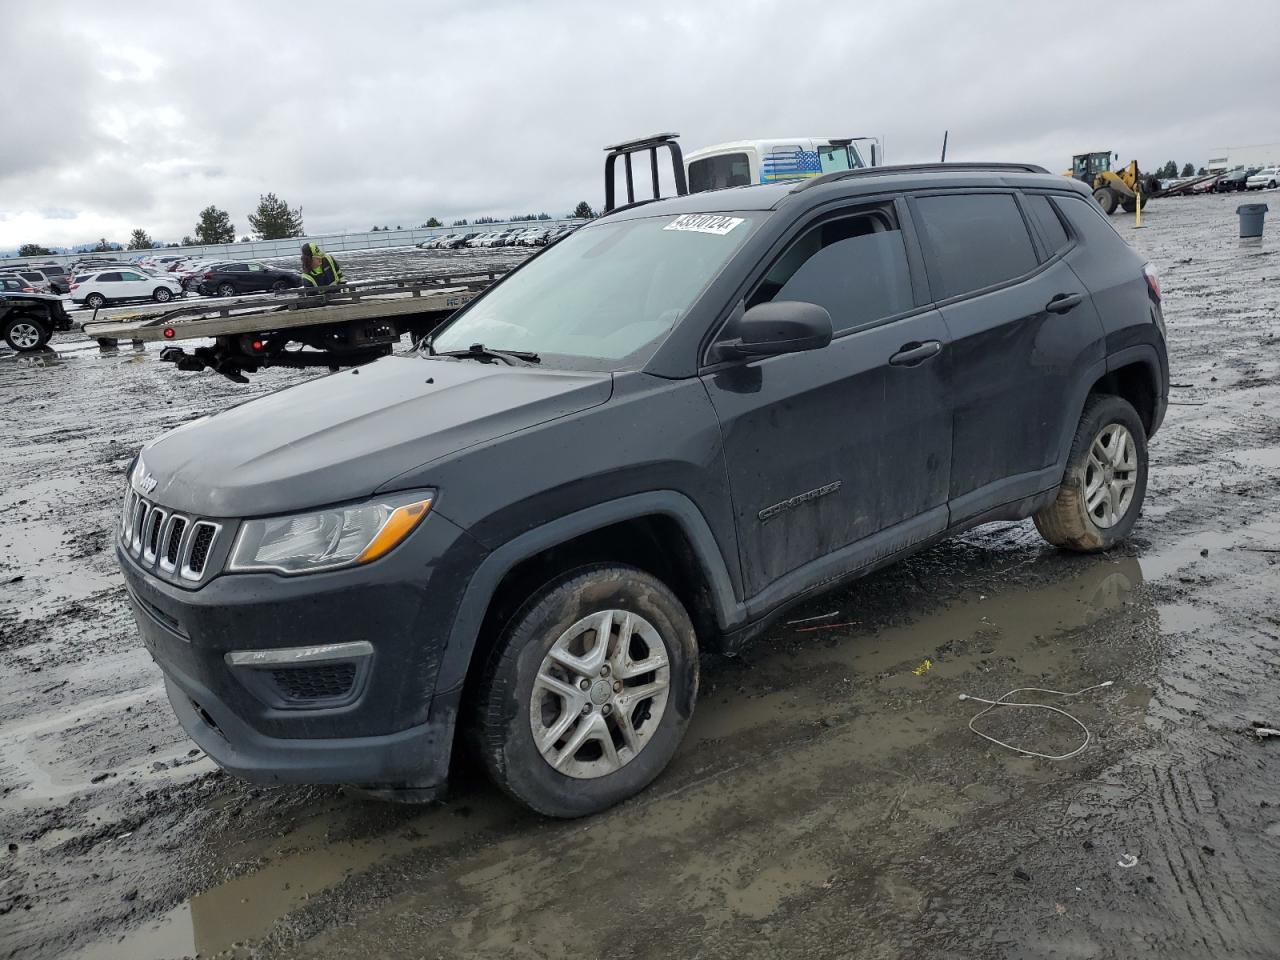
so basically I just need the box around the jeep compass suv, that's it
[117,163,1168,817]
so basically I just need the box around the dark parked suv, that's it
[199,261,304,297]
[117,163,1168,817]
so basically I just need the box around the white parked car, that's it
[70,268,183,309]
[1246,166,1280,191]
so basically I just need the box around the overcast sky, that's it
[2,0,1278,249]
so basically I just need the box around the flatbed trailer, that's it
[80,271,504,381]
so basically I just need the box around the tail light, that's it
[1143,263,1161,300]
[203,271,214,279]
[70,282,79,290]
[21,286,33,293]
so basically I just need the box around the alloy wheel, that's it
[1084,423,1138,528]
[8,322,42,350]
[529,608,671,779]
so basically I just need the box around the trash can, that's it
[1237,203,1268,238]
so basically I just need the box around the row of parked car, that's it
[418,223,579,250]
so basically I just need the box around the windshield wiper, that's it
[435,343,540,365]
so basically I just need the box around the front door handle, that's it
[1046,292,1084,314]
[889,340,942,366]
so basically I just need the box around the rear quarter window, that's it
[1022,194,1071,256]
[913,193,1038,300]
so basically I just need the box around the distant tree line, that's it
[1153,161,1207,179]
[16,195,601,257]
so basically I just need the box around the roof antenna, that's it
[940,130,948,163]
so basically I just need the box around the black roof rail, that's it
[790,161,1051,193]
[603,133,688,213]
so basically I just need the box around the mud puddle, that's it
[75,547,1160,960]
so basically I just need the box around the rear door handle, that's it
[1045,292,1084,314]
[889,340,942,366]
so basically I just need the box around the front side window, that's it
[98,272,122,282]
[689,152,752,192]
[225,263,248,273]
[247,263,264,272]
[431,212,758,368]
[747,203,913,335]
[120,271,144,281]
[913,193,1038,301]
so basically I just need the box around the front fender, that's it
[431,490,744,703]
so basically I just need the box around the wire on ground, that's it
[959,681,1114,761]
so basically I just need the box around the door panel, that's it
[940,259,1106,514]
[703,311,952,598]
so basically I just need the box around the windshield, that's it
[429,212,757,368]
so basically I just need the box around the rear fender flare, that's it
[1054,344,1164,467]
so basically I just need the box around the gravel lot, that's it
[2,200,1279,960]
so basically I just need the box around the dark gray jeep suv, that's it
[117,163,1168,817]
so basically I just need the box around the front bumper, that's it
[118,508,488,786]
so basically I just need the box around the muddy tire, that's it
[4,316,51,352]
[152,287,173,303]
[474,564,698,818]
[1034,394,1148,552]
[1094,187,1119,215]
[85,292,106,310]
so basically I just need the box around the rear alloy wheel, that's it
[475,564,698,817]
[152,286,173,303]
[217,282,236,298]
[85,293,106,310]
[1034,394,1148,552]
[4,317,50,352]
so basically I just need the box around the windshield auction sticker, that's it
[663,214,745,236]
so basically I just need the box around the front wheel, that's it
[1034,395,1148,552]
[4,316,51,352]
[1093,187,1119,215]
[152,287,173,303]
[474,564,699,818]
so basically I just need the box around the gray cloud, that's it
[1,0,1278,248]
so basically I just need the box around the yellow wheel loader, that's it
[1064,152,1161,216]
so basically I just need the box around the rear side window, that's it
[689,152,752,192]
[747,202,914,335]
[1053,193,1127,247]
[913,193,1038,300]
[1023,194,1070,256]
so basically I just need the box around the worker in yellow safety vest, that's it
[300,241,344,288]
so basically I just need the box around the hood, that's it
[137,356,612,517]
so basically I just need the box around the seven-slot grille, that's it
[121,487,221,582]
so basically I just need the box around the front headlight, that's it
[228,491,434,575]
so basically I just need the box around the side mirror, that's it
[713,300,833,362]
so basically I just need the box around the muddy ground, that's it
[2,198,1279,960]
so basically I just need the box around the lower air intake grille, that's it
[271,664,358,703]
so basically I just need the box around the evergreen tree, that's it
[127,229,154,250]
[1180,163,1195,177]
[572,201,596,219]
[194,205,236,245]
[247,193,305,240]
[17,243,54,257]
[423,217,442,228]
